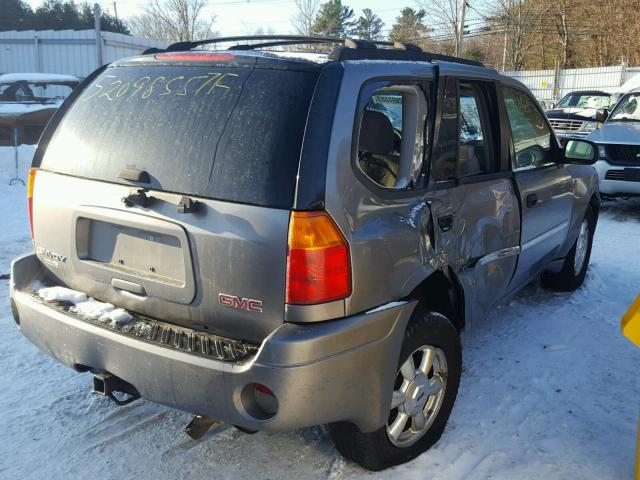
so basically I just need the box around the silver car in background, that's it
[588,89,640,198]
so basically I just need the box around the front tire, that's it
[542,207,595,292]
[329,311,461,471]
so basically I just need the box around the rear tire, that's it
[329,311,461,471]
[542,207,595,292]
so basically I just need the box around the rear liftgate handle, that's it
[111,278,146,296]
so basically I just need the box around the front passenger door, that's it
[502,86,573,290]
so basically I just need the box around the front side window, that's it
[503,87,552,169]
[356,83,428,190]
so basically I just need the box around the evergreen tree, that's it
[1,0,129,34]
[311,0,356,37]
[0,0,33,30]
[355,8,383,40]
[80,3,130,35]
[389,7,430,45]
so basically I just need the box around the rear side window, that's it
[355,83,428,190]
[39,65,319,208]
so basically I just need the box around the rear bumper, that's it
[595,160,640,196]
[10,253,415,433]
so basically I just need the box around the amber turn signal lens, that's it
[27,168,37,240]
[286,211,351,305]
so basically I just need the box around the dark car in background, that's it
[546,90,618,143]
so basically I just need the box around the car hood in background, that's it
[546,108,598,121]
[588,121,640,144]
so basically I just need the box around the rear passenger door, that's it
[501,86,574,290]
[428,73,521,319]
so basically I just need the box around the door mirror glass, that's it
[563,139,598,165]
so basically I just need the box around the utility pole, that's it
[501,27,508,70]
[94,3,102,68]
[455,0,467,57]
[113,1,118,21]
[501,0,511,71]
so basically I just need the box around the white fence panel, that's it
[503,69,556,101]
[0,30,165,78]
[503,64,636,103]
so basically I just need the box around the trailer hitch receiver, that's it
[92,372,141,406]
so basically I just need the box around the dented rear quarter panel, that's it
[322,61,440,317]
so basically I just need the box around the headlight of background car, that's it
[598,146,606,159]
[579,121,602,132]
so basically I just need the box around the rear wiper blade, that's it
[122,189,200,214]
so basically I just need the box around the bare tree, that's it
[486,0,548,70]
[128,0,215,43]
[417,0,464,55]
[241,25,276,36]
[291,0,320,36]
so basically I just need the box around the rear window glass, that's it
[40,65,319,208]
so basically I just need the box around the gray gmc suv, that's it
[9,36,601,471]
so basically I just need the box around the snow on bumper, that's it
[9,253,414,433]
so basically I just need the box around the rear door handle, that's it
[437,216,454,232]
[526,193,538,208]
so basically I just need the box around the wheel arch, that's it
[589,191,601,220]
[407,268,465,332]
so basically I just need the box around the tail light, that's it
[286,211,351,305]
[27,168,37,240]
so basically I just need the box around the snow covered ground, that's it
[0,147,638,479]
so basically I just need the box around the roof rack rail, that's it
[328,45,484,67]
[166,35,345,52]
[165,35,401,52]
[161,35,484,68]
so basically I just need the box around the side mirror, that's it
[595,108,609,123]
[562,139,598,165]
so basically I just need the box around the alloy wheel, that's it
[386,345,448,447]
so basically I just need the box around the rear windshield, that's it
[39,64,319,208]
